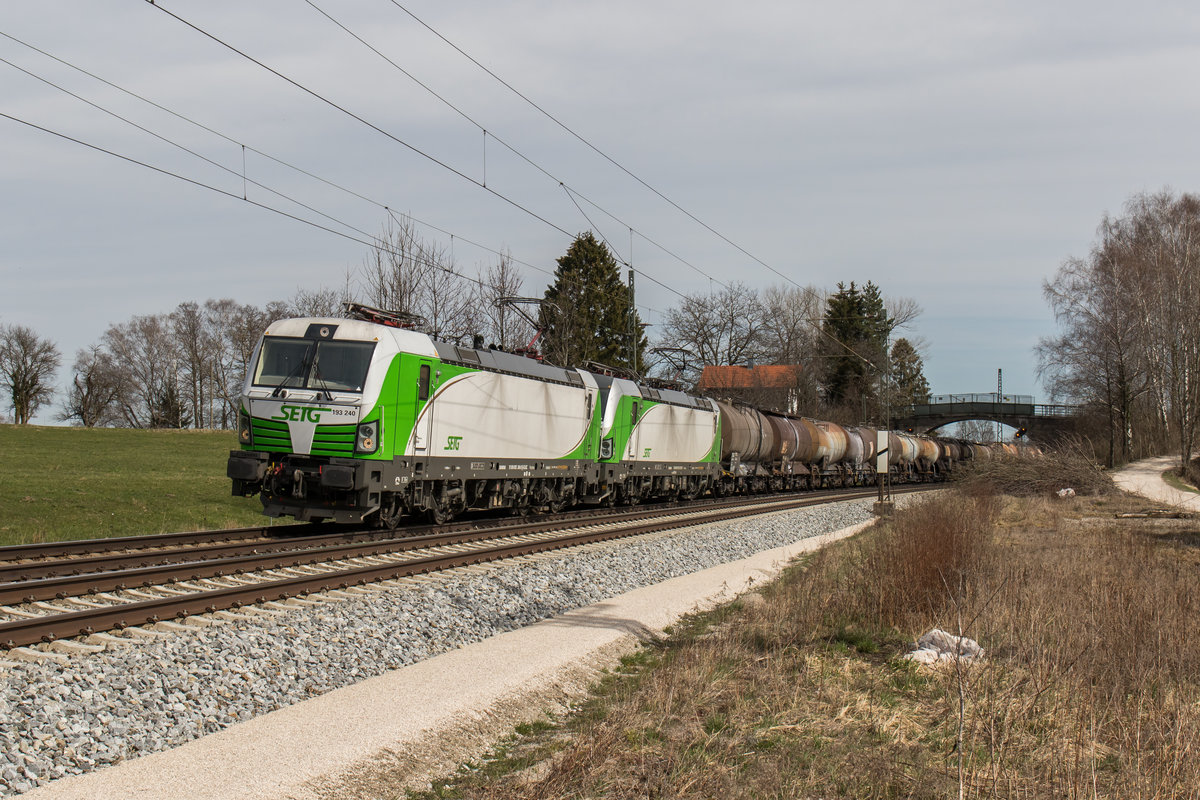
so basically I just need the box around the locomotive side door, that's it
[412,361,434,453]
[626,400,641,460]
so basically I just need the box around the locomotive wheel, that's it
[379,497,404,530]
[426,503,454,525]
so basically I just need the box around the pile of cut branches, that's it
[957,438,1112,496]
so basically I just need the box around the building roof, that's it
[697,364,802,390]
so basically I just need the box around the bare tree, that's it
[58,345,122,427]
[285,286,344,318]
[360,217,429,318]
[0,324,61,424]
[759,284,823,413]
[360,216,478,342]
[171,301,215,428]
[475,251,535,350]
[886,295,924,333]
[102,314,178,428]
[1123,191,1200,472]
[954,419,996,443]
[1039,189,1200,469]
[204,299,283,428]
[655,283,766,386]
[1038,245,1148,465]
[284,269,355,319]
[420,239,479,342]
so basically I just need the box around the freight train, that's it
[227,306,987,526]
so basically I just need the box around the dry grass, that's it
[411,490,1200,800]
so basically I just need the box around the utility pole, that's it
[875,329,894,516]
[628,268,637,374]
[996,368,1003,443]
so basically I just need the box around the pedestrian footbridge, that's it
[891,393,1077,441]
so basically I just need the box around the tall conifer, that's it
[541,232,645,370]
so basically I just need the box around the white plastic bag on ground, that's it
[903,628,984,664]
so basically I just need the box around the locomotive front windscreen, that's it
[253,337,376,392]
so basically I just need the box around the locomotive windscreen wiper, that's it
[309,358,334,402]
[272,342,316,396]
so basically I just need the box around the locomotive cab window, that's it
[631,402,639,425]
[418,364,431,401]
[253,337,375,392]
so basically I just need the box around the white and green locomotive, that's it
[228,306,721,525]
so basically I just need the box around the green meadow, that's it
[0,425,278,546]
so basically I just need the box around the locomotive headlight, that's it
[355,421,379,454]
[238,411,252,444]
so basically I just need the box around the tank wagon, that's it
[228,309,981,526]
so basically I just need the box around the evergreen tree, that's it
[819,281,891,419]
[540,232,645,370]
[889,337,930,410]
[150,380,192,429]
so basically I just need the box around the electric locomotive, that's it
[227,305,720,526]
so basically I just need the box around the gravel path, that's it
[1112,454,1200,511]
[1,499,877,797]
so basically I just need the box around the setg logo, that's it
[445,435,463,451]
[271,405,332,423]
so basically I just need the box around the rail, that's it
[0,486,935,649]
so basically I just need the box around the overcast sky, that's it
[4,1,1200,423]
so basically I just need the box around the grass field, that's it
[0,424,278,545]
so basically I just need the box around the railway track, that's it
[0,486,927,651]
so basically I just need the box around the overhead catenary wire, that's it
[0,54,369,244]
[142,0,575,241]
[0,104,670,320]
[5,15,725,312]
[385,0,800,290]
[0,30,670,316]
[302,0,727,292]
[0,29,541,277]
[0,110,492,294]
[559,184,682,301]
[138,1,694,308]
